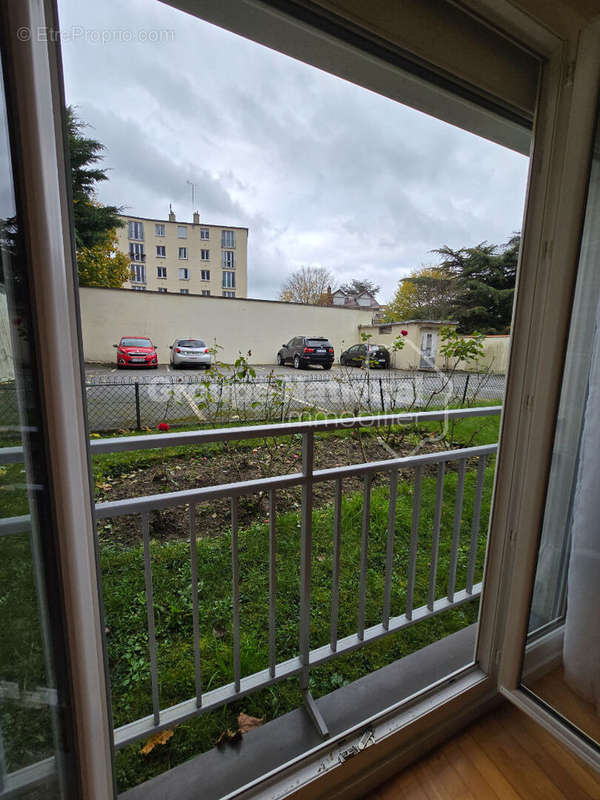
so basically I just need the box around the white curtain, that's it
[563,302,600,710]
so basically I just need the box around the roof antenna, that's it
[186,180,198,213]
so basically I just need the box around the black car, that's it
[340,343,390,369]
[277,336,334,369]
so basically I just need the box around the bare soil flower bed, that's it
[96,430,452,545]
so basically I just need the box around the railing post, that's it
[461,373,471,406]
[379,377,385,412]
[134,381,141,431]
[299,430,329,738]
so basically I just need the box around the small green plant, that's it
[439,326,484,368]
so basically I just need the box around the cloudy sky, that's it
[57,0,529,302]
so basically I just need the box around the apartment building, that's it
[115,208,248,298]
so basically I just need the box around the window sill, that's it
[119,626,489,800]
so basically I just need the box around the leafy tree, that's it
[280,266,335,304]
[66,107,126,287]
[76,229,130,288]
[434,236,519,333]
[387,236,520,333]
[386,267,457,321]
[339,278,380,296]
[67,107,122,250]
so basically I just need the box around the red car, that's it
[114,336,158,369]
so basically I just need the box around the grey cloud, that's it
[58,0,529,302]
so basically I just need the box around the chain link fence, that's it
[0,371,505,437]
[79,370,505,433]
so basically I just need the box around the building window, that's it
[178,247,188,260]
[155,223,165,237]
[201,270,210,281]
[222,250,235,268]
[128,220,144,240]
[222,271,236,289]
[180,289,189,295]
[158,287,167,294]
[177,225,187,238]
[129,242,145,261]
[201,249,210,261]
[222,291,236,298]
[179,267,190,280]
[131,263,146,283]
[221,229,235,248]
[157,266,167,279]
[200,228,209,240]
[379,325,392,334]
[156,245,166,258]
[201,290,210,296]
[132,285,146,292]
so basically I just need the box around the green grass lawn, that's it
[0,409,500,791]
[102,411,499,791]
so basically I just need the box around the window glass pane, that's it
[0,55,74,798]
[57,0,529,793]
[521,106,600,744]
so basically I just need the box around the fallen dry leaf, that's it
[237,713,263,734]
[140,728,174,755]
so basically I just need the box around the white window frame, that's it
[128,220,144,240]
[177,225,187,239]
[155,223,165,237]
[131,263,146,283]
[157,266,167,279]
[222,290,235,298]
[222,270,235,289]
[178,247,188,260]
[201,289,211,296]
[200,269,210,281]
[200,228,209,240]
[200,249,210,261]
[221,229,235,248]
[158,287,167,294]
[156,245,166,258]
[179,267,190,280]
[180,288,189,295]
[129,242,144,261]
[12,0,600,796]
[222,250,235,268]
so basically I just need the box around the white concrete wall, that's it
[359,320,510,373]
[358,321,447,370]
[79,287,374,364]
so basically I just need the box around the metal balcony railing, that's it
[0,406,500,782]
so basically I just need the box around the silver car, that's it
[169,338,211,369]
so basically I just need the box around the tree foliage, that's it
[77,229,130,288]
[339,278,380,296]
[386,267,456,322]
[387,236,520,333]
[67,107,125,286]
[280,266,335,305]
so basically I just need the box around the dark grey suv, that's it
[277,336,334,370]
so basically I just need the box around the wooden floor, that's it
[369,702,600,799]
[528,667,600,744]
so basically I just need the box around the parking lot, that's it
[84,363,354,379]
